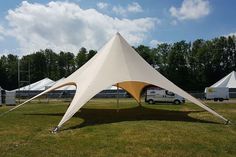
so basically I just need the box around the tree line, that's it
[0,35,235,91]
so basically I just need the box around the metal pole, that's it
[116,83,119,112]
[17,59,20,103]
[28,61,31,99]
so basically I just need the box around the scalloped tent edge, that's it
[8,33,230,130]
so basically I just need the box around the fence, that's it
[10,89,236,103]
[16,89,128,99]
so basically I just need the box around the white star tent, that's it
[54,78,76,91]
[211,71,236,88]
[7,33,229,130]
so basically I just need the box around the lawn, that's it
[0,98,236,157]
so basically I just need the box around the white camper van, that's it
[205,87,229,101]
[145,88,185,104]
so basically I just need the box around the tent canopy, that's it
[10,33,229,129]
[211,71,236,88]
[15,78,55,91]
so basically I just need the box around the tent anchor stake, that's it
[51,126,60,133]
[225,120,231,125]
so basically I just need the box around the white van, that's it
[145,89,185,104]
[205,87,229,101]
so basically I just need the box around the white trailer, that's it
[5,91,16,105]
[145,88,185,104]
[205,87,229,101]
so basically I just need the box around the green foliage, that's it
[87,50,97,60]
[76,47,88,68]
[0,54,18,89]
[58,51,75,77]
[166,41,190,89]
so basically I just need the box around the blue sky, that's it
[0,0,235,55]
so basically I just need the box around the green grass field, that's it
[0,98,236,157]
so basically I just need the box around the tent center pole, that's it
[116,83,119,112]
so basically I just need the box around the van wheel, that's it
[219,98,224,102]
[148,99,154,104]
[174,100,181,105]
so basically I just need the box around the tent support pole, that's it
[116,83,119,112]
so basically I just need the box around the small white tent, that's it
[8,33,229,130]
[211,71,236,88]
[15,78,55,91]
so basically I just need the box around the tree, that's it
[44,49,59,80]
[166,41,191,90]
[26,51,47,83]
[76,47,87,68]
[58,51,75,77]
[227,36,236,71]
[87,50,97,61]
[0,54,18,90]
[0,55,8,89]
[135,45,156,67]
[155,43,171,76]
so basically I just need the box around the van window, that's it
[150,91,155,94]
[166,91,174,96]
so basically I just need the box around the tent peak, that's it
[210,70,236,88]
[116,32,121,36]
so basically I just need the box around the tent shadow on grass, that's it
[24,106,219,131]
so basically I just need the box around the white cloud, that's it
[112,2,143,16]
[0,25,5,41]
[169,0,210,20]
[226,32,236,37]
[170,20,178,25]
[5,1,157,53]
[112,5,127,16]
[96,2,108,9]
[128,2,143,13]
[149,40,163,47]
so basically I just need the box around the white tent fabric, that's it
[211,71,236,88]
[55,78,117,91]
[14,77,118,92]
[108,86,122,90]
[9,33,229,129]
[14,78,55,91]
[54,78,76,91]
